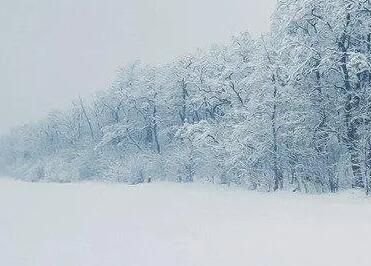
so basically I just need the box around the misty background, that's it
[0,0,275,134]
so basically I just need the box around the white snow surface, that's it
[1,177,371,266]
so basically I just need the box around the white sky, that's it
[0,0,276,134]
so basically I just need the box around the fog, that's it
[0,0,276,134]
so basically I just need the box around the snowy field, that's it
[1,177,371,266]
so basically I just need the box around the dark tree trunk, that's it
[79,96,95,141]
[271,78,283,191]
[338,16,363,188]
[152,105,161,154]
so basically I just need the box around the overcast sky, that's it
[0,0,276,134]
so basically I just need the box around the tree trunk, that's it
[79,96,95,141]
[271,78,283,191]
[338,18,363,188]
[152,105,161,154]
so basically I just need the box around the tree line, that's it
[1,0,371,194]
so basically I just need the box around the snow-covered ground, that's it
[0,177,371,266]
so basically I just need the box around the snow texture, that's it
[0,177,370,266]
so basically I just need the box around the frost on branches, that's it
[1,0,371,194]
